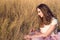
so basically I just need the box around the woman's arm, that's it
[43,24,57,37]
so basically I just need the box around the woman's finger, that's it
[24,35,30,39]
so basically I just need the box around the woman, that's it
[24,4,58,40]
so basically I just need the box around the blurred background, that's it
[0,0,60,40]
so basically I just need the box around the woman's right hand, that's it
[24,35,31,39]
[24,35,33,40]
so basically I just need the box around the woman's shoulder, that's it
[50,17,58,25]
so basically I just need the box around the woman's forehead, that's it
[37,8,41,11]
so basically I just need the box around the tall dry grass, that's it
[0,0,60,40]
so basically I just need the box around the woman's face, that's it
[37,8,44,17]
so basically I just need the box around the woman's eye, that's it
[38,11,40,13]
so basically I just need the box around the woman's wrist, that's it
[30,34,42,38]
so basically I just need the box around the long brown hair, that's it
[36,4,57,28]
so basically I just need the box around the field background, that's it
[0,0,60,40]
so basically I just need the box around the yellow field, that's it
[0,0,60,40]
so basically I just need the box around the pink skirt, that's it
[31,36,57,40]
[31,33,60,40]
